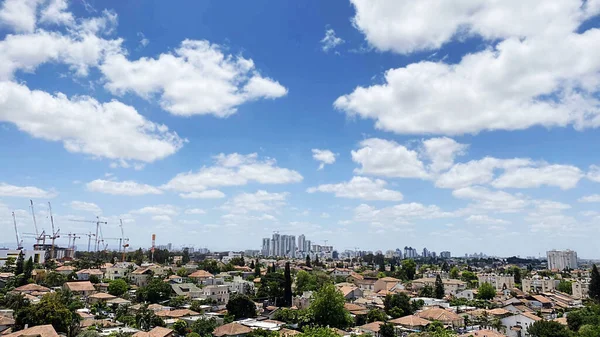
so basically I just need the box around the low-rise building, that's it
[374,277,403,293]
[64,281,96,296]
[77,269,104,281]
[412,278,467,295]
[501,313,541,337]
[478,274,515,291]
[130,267,153,287]
[171,283,203,299]
[213,323,252,337]
[572,280,590,299]
[200,284,229,304]
[522,277,557,293]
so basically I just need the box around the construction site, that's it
[0,200,130,267]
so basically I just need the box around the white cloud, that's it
[151,215,172,222]
[466,214,510,225]
[132,204,178,216]
[492,165,583,190]
[0,182,57,198]
[184,208,206,215]
[352,138,429,179]
[70,201,101,214]
[86,179,163,196]
[137,32,149,48]
[40,0,74,26]
[179,190,225,199]
[321,28,344,52]
[435,157,532,189]
[578,194,600,203]
[312,149,336,170]
[320,212,331,218]
[338,2,600,135]
[421,137,468,172]
[163,153,302,193]
[587,165,600,182]
[354,202,454,224]
[0,0,39,33]
[533,200,572,213]
[100,40,287,117]
[307,176,403,201]
[0,81,184,163]
[350,0,599,54]
[221,190,288,214]
[452,186,528,212]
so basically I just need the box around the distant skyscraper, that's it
[547,250,578,270]
[298,235,306,252]
[262,238,271,256]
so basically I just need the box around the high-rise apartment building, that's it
[547,250,578,271]
[298,235,306,253]
[261,238,271,257]
[404,246,417,258]
[440,251,451,258]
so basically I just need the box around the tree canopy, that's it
[136,278,173,303]
[477,282,496,300]
[309,283,352,329]
[434,274,445,299]
[226,294,257,319]
[590,265,600,302]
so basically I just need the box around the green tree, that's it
[230,257,245,266]
[309,284,352,329]
[299,327,340,337]
[254,259,261,277]
[182,249,190,264]
[434,275,445,299]
[226,294,256,319]
[449,267,459,279]
[379,322,395,337]
[590,264,600,302]
[108,279,129,296]
[190,317,218,337]
[512,267,522,285]
[247,329,279,337]
[284,262,292,307]
[187,333,201,337]
[367,308,388,323]
[557,280,572,294]
[137,278,173,303]
[15,292,79,336]
[402,259,416,280]
[461,271,478,287]
[477,282,496,300]
[419,285,434,298]
[173,320,188,335]
[527,320,570,337]
[135,305,164,331]
[257,272,285,303]
[306,255,312,268]
[43,271,67,287]
[579,324,600,337]
[383,293,416,318]
[15,252,24,275]
[177,267,188,277]
[23,257,34,282]
[88,274,100,284]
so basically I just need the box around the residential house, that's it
[3,324,59,337]
[374,277,403,293]
[412,278,467,295]
[190,270,214,283]
[526,295,553,310]
[156,309,200,326]
[338,285,363,301]
[331,268,353,278]
[501,313,541,337]
[389,315,431,332]
[478,274,515,291]
[459,329,508,337]
[64,281,96,296]
[522,277,557,293]
[455,289,477,301]
[11,284,51,296]
[0,316,15,334]
[106,297,132,307]
[572,280,590,299]
[55,265,76,276]
[293,291,313,310]
[130,267,153,287]
[213,323,252,337]
[347,273,377,291]
[104,264,131,281]
[132,326,173,337]
[77,269,104,281]
[0,272,14,288]
[171,283,203,299]
[166,275,184,284]
[357,321,384,337]
[415,307,464,327]
[226,276,255,296]
[88,292,117,304]
[200,284,230,304]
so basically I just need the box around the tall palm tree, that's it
[491,318,505,333]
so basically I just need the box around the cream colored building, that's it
[478,274,515,291]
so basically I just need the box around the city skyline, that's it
[1,1,600,258]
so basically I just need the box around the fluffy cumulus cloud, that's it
[421,137,468,173]
[352,138,429,178]
[466,214,510,225]
[179,190,225,199]
[0,82,184,164]
[312,149,336,170]
[587,165,600,182]
[86,179,163,196]
[452,186,528,212]
[0,182,56,198]
[184,208,206,215]
[70,200,101,214]
[491,165,583,190]
[163,153,302,195]
[337,0,600,135]
[131,204,178,216]
[353,202,455,226]
[307,176,403,201]
[578,194,600,203]
[221,190,288,214]
[321,28,344,52]
[100,40,287,117]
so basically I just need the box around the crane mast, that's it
[12,212,23,250]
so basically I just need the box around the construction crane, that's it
[12,212,23,250]
[30,200,43,244]
[82,232,96,252]
[47,202,60,259]
[67,233,82,250]
[68,216,107,252]
[119,219,130,262]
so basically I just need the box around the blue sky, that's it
[1,0,600,258]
